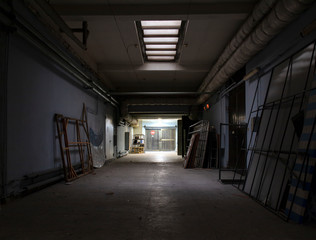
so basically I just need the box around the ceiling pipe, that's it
[5,0,118,108]
[197,0,314,104]
[219,68,260,98]
[197,0,277,94]
[28,0,87,50]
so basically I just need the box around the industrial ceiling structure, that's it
[26,0,311,121]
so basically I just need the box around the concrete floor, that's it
[0,152,315,240]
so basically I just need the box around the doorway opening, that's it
[228,82,246,169]
[133,119,178,152]
[145,128,176,151]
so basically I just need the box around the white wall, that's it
[117,125,133,156]
[105,118,114,160]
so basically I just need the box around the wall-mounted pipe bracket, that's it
[71,21,89,48]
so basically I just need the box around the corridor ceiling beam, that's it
[98,63,210,73]
[52,3,255,16]
[128,105,190,114]
[110,92,212,96]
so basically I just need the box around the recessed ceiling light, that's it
[146,50,177,56]
[147,56,175,61]
[143,29,179,36]
[143,37,179,44]
[141,20,182,29]
[137,20,186,62]
[145,44,177,50]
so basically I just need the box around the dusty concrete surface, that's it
[0,152,315,240]
[117,151,183,163]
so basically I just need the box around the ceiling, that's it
[47,0,257,119]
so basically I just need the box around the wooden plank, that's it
[183,133,200,168]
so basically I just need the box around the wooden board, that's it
[183,133,200,168]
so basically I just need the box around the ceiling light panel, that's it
[144,37,179,44]
[138,20,185,62]
[146,50,177,56]
[141,20,182,29]
[147,56,175,61]
[146,44,177,50]
[143,29,179,36]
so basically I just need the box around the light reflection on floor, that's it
[116,151,183,163]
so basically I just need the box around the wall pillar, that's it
[0,30,9,200]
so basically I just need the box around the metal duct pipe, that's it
[120,105,138,126]
[197,0,313,104]
[123,114,138,126]
[198,0,277,93]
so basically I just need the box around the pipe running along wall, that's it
[0,0,118,108]
[197,0,314,104]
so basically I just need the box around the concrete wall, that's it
[5,34,116,196]
[0,31,9,200]
[202,95,229,167]
[133,120,144,135]
[117,125,133,156]
[117,125,125,155]
[105,118,114,160]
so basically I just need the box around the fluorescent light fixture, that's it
[144,37,178,44]
[147,56,175,61]
[141,20,182,29]
[138,20,185,62]
[146,44,177,50]
[146,50,176,56]
[143,29,179,36]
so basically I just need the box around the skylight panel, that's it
[143,29,179,36]
[146,44,177,50]
[137,20,186,62]
[147,56,175,61]
[146,51,177,56]
[141,20,182,29]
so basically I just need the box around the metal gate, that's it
[145,128,176,151]
[232,41,316,221]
